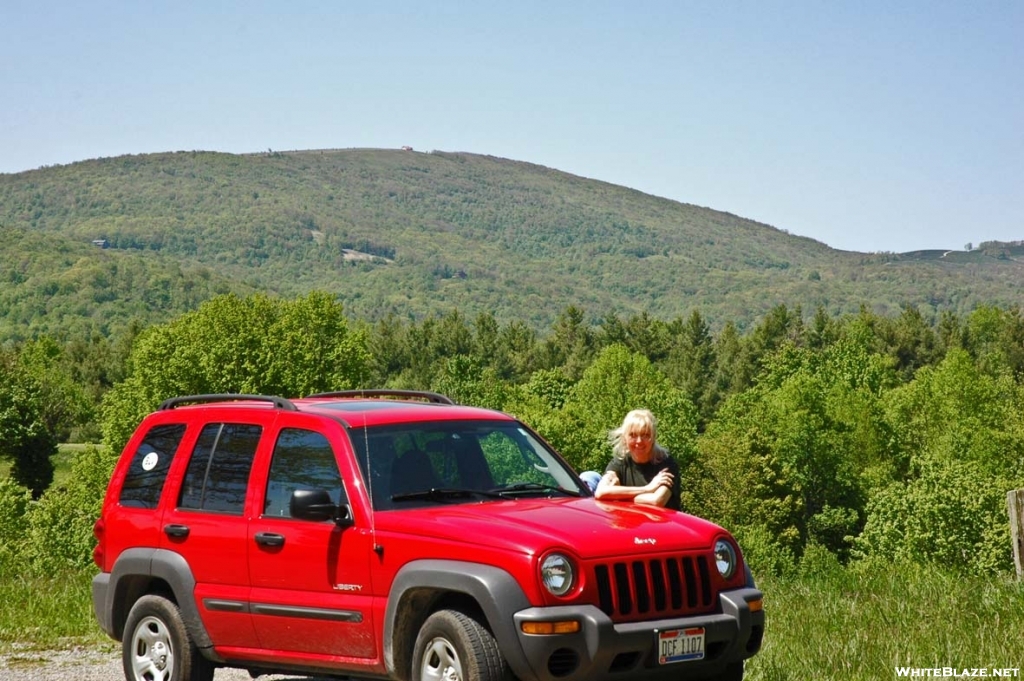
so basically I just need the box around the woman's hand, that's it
[645,469,674,494]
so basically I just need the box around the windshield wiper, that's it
[391,487,506,503]
[491,482,581,498]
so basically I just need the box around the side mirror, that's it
[290,488,354,527]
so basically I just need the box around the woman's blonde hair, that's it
[608,409,667,462]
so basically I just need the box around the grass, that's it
[1,560,1021,677]
[745,562,1024,679]
[0,571,110,653]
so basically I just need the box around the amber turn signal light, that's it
[521,620,581,635]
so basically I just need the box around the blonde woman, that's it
[594,409,680,510]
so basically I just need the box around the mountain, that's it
[1,148,1021,343]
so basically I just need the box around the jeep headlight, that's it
[714,539,737,579]
[540,553,575,597]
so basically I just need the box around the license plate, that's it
[658,627,705,664]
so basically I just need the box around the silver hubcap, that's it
[420,636,463,681]
[131,615,175,681]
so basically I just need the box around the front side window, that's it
[178,423,262,514]
[263,428,344,519]
[119,423,187,509]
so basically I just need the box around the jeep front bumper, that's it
[510,588,763,681]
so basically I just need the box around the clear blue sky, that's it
[2,1,1021,253]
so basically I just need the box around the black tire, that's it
[411,609,511,681]
[122,595,215,681]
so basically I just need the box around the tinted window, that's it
[350,420,585,510]
[179,423,262,514]
[264,429,344,519]
[119,424,186,509]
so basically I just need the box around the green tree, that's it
[806,305,840,351]
[100,292,370,453]
[431,355,510,411]
[0,353,56,497]
[694,337,897,562]
[430,309,474,361]
[367,313,413,386]
[665,310,718,430]
[882,348,1024,478]
[523,369,575,411]
[935,309,966,356]
[496,320,540,381]
[596,312,628,349]
[262,291,370,396]
[538,306,596,380]
[747,304,804,360]
[390,316,439,388]
[881,305,942,379]
[854,348,1024,573]
[694,389,804,567]
[964,305,1024,379]
[711,321,746,398]
[471,312,509,379]
[17,336,93,442]
[622,311,673,363]
[499,368,578,456]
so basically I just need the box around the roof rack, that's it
[305,389,455,405]
[158,394,299,411]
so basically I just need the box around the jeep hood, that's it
[377,498,725,560]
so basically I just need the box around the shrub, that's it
[798,540,844,579]
[733,524,796,579]
[23,446,117,574]
[806,505,860,562]
[0,477,31,575]
[853,458,1016,575]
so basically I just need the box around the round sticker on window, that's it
[142,452,159,471]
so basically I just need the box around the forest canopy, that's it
[2,149,1023,345]
[3,293,1022,578]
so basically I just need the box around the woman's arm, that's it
[594,469,673,507]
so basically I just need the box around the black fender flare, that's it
[105,548,213,651]
[383,559,534,680]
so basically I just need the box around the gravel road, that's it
[0,645,338,681]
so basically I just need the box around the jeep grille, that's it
[593,554,714,620]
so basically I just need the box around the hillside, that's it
[1,148,1022,342]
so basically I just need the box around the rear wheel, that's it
[412,609,511,681]
[122,595,214,681]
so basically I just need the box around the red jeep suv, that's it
[92,391,764,681]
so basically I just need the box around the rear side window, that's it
[119,424,187,509]
[263,428,344,519]
[178,423,262,514]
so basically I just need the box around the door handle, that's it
[164,524,190,538]
[254,532,285,548]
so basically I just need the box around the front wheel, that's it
[412,609,511,681]
[122,595,214,681]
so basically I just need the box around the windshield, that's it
[349,419,588,510]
